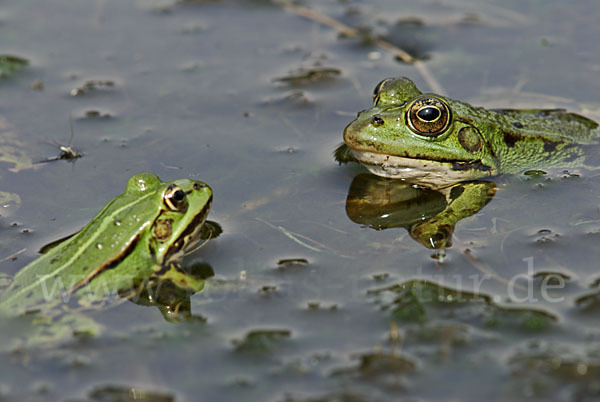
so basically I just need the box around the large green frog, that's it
[339,77,599,248]
[342,77,599,187]
[0,173,214,322]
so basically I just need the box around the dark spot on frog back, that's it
[542,139,558,153]
[503,131,522,148]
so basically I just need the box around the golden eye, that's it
[407,96,451,137]
[164,185,188,212]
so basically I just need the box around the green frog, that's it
[342,77,599,187]
[0,173,215,342]
[339,77,599,248]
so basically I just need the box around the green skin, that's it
[0,173,213,316]
[344,77,599,187]
[341,77,599,248]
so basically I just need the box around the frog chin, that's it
[162,200,212,265]
[351,150,490,187]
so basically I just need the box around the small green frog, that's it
[342,77,599,187]
[0,173,214,317]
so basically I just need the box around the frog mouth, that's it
[350,149,492,186]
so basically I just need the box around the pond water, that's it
[1,0,600,401]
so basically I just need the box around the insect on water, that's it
[37,116,83,164]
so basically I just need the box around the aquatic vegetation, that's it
[0,55,28,79]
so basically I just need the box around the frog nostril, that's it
[371,115,385,127]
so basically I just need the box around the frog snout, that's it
[343,120,365,149]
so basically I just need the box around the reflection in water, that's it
[85,384,175,402]
[345,174,495,248]
[126,260,215,322]
[0,259,215,348]
[368,279,558,329]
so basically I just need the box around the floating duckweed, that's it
[331,351,416,389]
[277,258,308,266]
[369,280,557,331]
[232,329,292,355]
[87,385,175,402]
[273,66,341,86]
[84,109,113,119]
[260,285,277,293]
[372,273,390,281]
[0,55,28,79]
[30,80,43,90]
[524,169,547,176]
[70,79,115,96]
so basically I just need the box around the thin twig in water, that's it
[463,249,526,292]
[257,218,322,252]
[0,248,26,264]
[273,0,445,94]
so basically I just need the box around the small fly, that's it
[37,116,83,164]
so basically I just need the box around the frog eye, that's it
[407,96,451,137]
[373,78,392,104]
[164,185,188,212]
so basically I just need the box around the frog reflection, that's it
[344,173,495,249]
[0,254,217,348]
[126,258,216,322]
[116,219,221,322]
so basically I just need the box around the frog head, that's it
[125,173,213,266]
[344,77,499,186]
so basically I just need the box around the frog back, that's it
[450,99,599,174]
[490,108,599,143]
[0,189,161,314]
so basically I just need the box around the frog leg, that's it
[410,181,496,249]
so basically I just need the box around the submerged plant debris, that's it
[369,280,557,331]
[87,385,175,402]
[273,66,342,86]
[70,80,116,96]
[0,55,28,79]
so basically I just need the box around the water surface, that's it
[1,0,600,400]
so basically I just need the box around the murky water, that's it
[1,0,600,401]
